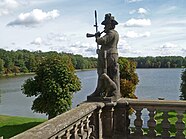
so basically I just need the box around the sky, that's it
[0,0,186,57]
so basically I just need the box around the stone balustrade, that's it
[10,102,105,139]
[121,99,186,139]
[10,98,186,139]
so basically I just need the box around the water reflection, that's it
[0,90,1,103]
[0,87,6,103]
[0,75,47,118]
[72,70,97,107]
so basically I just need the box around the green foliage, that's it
[119,57,139,98]
[0,115,46,138]
[22,56,81,119]
[69,54,97,69]
[129,56,186,68]
[180,69,186,100]
[0,49,97,76]
[0,58,4,75]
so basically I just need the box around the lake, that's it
[0,69,184,118]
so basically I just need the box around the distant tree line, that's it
[129,56,186,68]
[0,49,97,76]
[0,49,185,76]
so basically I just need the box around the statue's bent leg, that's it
[100,73,117,97]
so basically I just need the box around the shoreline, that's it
[0,67,184,78]
[0,72,35,78]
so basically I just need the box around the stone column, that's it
[90,105,103,139]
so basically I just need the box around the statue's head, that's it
[101,13,118,26]
[101,13,118,32]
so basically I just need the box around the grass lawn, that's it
[155,111,186,136]
[0,115,46,139]
[141,111,186,136]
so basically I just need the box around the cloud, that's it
[129,10,136,15]
[138,8,147,14]
[181,48,186,54]
[0,0,20,16]
[56,41,96,57]
[161,6,177,14]
[124,18,151,27]
[118,39,142,56]
[29,32,97,57]
[123,31,151,38]
[31,37,42,45]
[127,0,143,3]
[85,47,95,53]
[161,42,178,49]
[129,8,148,15]
[158,42,178,55]
[7,9,60,26]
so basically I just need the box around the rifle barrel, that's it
[95,10,98,32]
[86,33,95,38]
[86,31,104,38]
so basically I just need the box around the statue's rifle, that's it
[94,10,99,50]
[86,11,107,73]
[86,10,104,51]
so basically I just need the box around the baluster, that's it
[78,120,85,139]
[161,110,170,138]
[84,114,92,138]
[147,108,157,137]
[89,108,102,139]
[175,110,185,139]
[134,108,143,136]
[71,124,79,139]
[61,129,71,139]
[97,108,103,138]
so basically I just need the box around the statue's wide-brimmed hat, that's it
[101,13,118,25]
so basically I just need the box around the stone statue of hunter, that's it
[87,13,121,101]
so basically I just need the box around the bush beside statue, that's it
[119,57,139,99]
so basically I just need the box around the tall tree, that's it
[180,69,186,100]
[22,55,81,119]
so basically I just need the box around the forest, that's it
[0,49,185,76]
[129,56,186,68]
[0,49,97,75]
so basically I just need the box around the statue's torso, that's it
[97,29,119,54]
